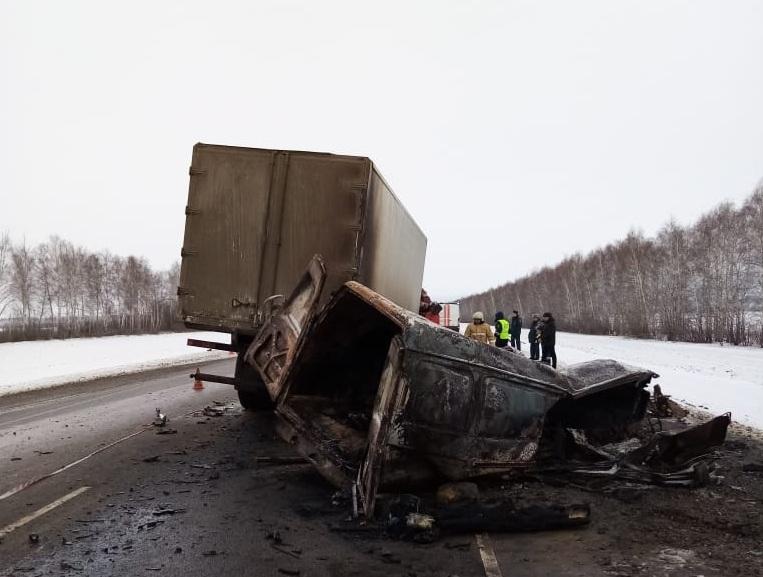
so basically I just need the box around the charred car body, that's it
[244,257,730,516]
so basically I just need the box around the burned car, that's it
[243,257,729,516]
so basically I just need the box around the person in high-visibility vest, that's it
[494,311,511,348]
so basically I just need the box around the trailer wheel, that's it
[235,355,273,411]
[237,387,272,411]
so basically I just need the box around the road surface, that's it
[0,360,482,576]
[1,359,761,577]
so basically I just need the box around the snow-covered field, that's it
[0,332,231,397]
[557,332,763,429]
[460,324,763,429]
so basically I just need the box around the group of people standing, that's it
[465,310,557,368]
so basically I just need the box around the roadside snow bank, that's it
[0,332,231,397]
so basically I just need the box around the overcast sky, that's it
[2,1,762,300]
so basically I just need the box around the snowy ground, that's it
[556,332,763,429]
[0,332,231,397]
[460,324,763,428]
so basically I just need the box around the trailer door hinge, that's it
[189,166,206,176]
[177,286,192,296]
[181,247,198,258]
[185,205,200,215]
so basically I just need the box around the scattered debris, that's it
[201,550,219,556]
[142,455,161,463]
[152,508,186,516]
[153,408,168,427]
[137,520,164,531]
[33,450,53,455]
[271,544,301,559]
[277,569,301,576]
[28,533,39,544]
[386,493,590,543]
[266,530,283,544]
[203,406,225,417]
[742,462,763,473]
[156,429,178,435]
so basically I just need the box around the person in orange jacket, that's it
[464,311,494,345]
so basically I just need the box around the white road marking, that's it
[0,427,148,501]
[0,486,91,539]
[0,402,220,502]
[476,532,503,577]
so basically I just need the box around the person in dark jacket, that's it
[494,311,510,348]
[528,313,541,360]
[540,312,557,368]
[509,310,522,350]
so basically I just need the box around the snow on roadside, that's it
[459,323,763,429]
[0,332,232,397]
[556,332,763,429]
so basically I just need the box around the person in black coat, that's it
[539,312,557,368]
[509,310,522,351]
[527,313,541,360]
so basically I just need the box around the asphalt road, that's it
[0,360,484,577]
[5,360,759,577]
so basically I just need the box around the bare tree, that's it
[461,186,762,346]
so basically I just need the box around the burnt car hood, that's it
[246,275,660,516]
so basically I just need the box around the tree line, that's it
[0,234,180,343]
[460,185,763,346]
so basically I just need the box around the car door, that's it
[243,255,326,401]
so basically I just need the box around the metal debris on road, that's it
[203,406,225,417]
[153,408,168,427]
[152,508,186,516]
